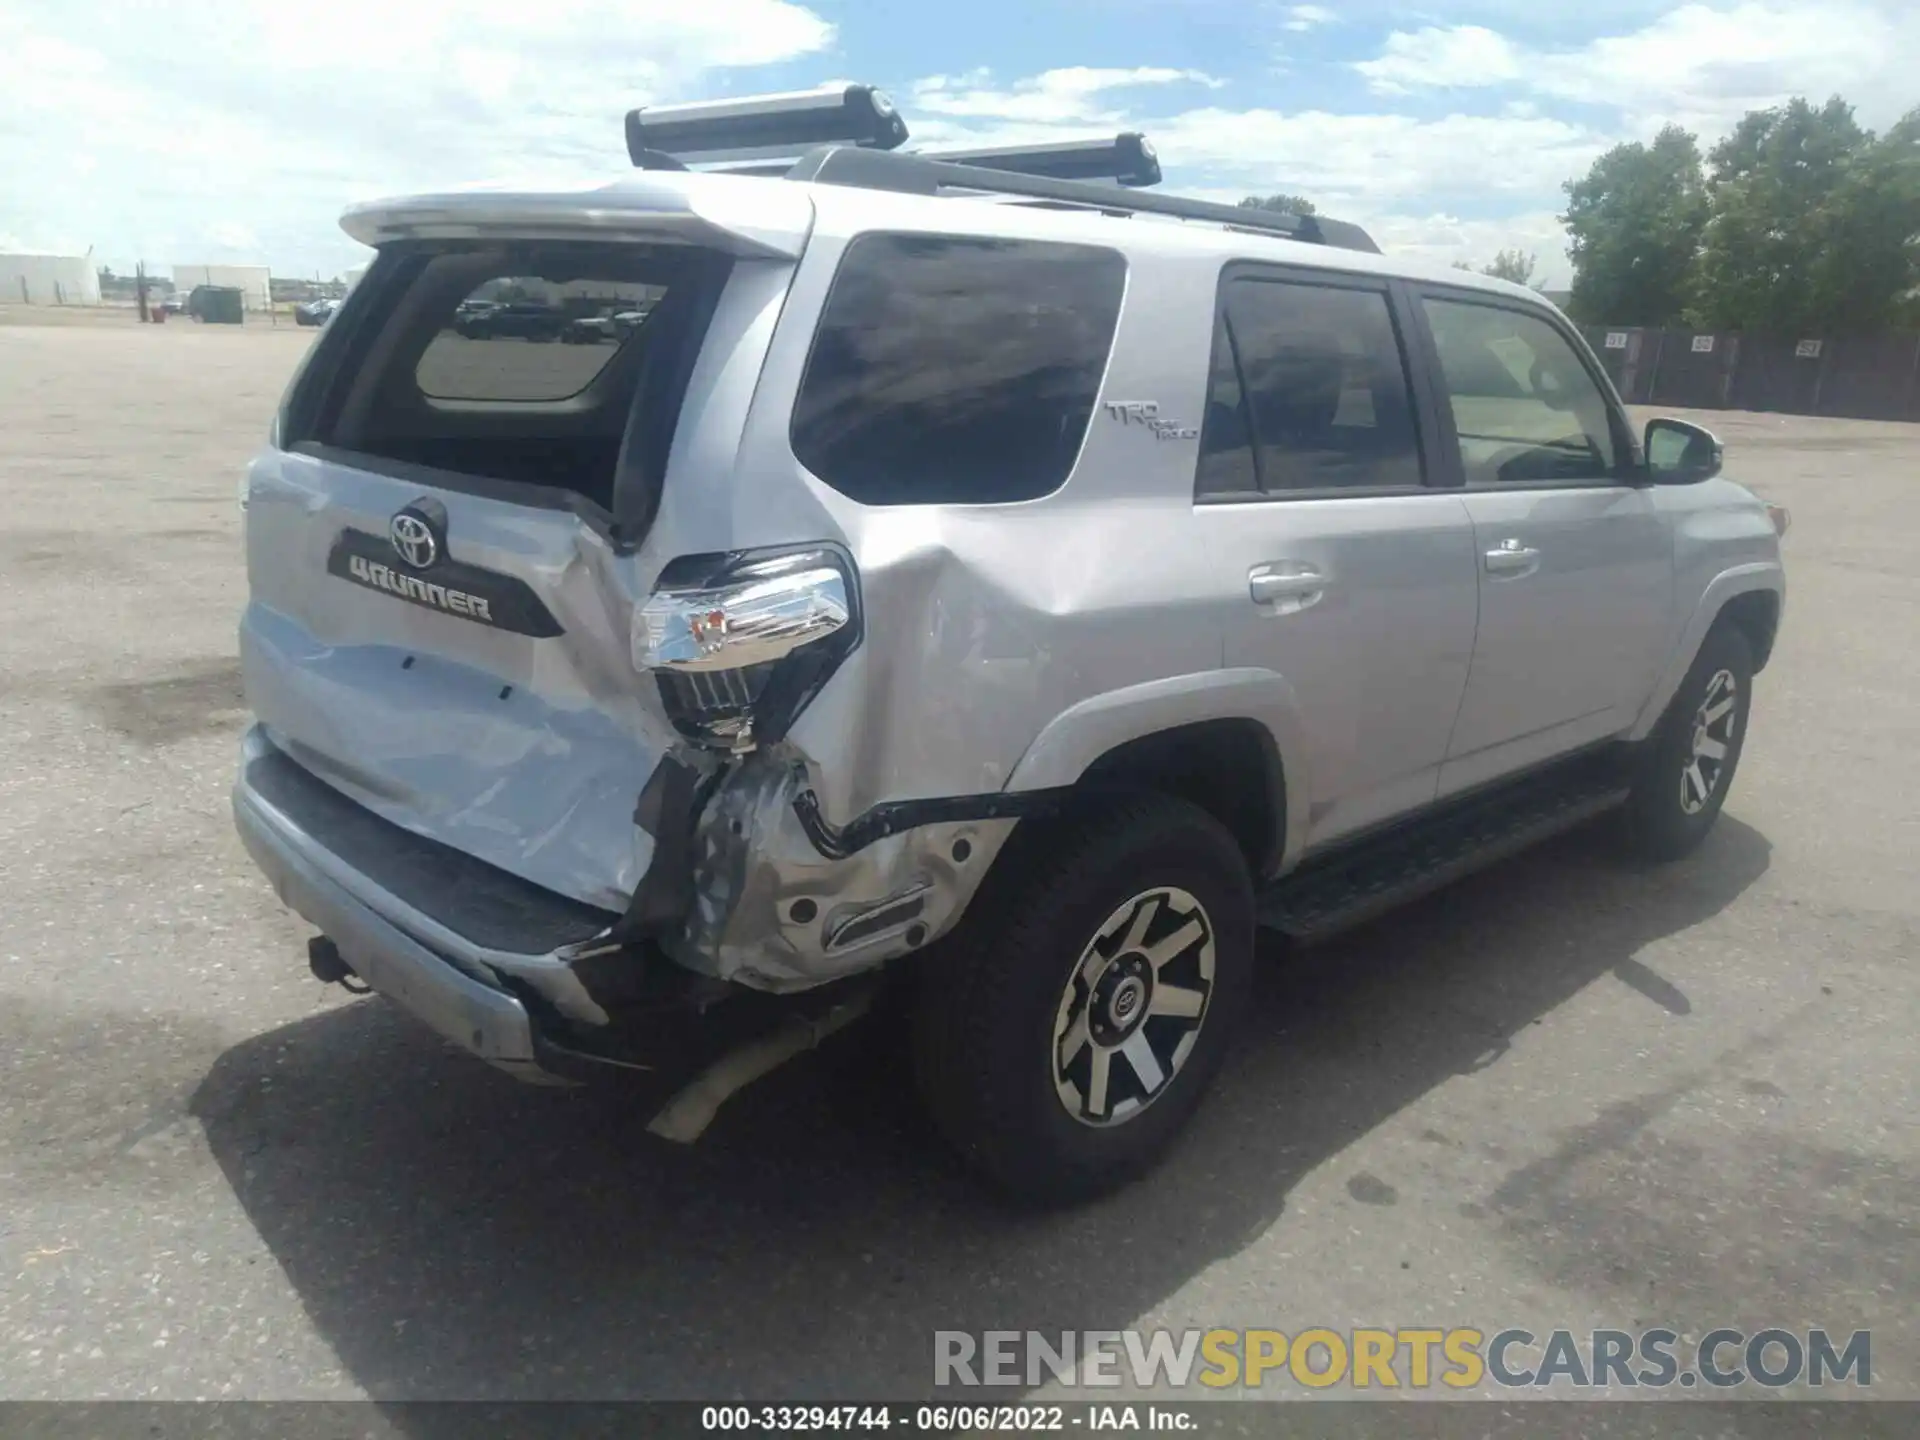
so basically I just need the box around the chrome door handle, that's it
[1483,539,1541,578]
[1249,563,1326,613]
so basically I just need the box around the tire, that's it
[1623,622,1755,862]
[913,794,1254,1204]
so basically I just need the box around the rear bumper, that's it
[232,726,745,1082]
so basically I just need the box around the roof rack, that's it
[668,133,1163,189]
[922,134,1161,188]
[622,85,1379,255]
[783,146,1381,254]
[626,86,908,169]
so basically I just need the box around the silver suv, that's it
[233,87,1788,1201]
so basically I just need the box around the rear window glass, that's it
[416,276,664,402]
[790,234,1126,505]
[290,243,721,513]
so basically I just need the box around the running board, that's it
[1259,753,1631,943]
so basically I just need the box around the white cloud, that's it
[911,67,1223,126]
[0,0,835,274]
[10,0,1917,284]
[1148,107,1606,210]
[1356,3,1914,133]
[1354,25,1522,93]
[1367,211,1574,286]
[206,222,262,252]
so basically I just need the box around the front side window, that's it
[790,233,1127,505]
[1198,276,1423,496]
[1422,297,1620,485]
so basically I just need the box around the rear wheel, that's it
[1623,623,1754,861]
[913,795,1253,1204]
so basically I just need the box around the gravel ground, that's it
[1,321,1914,1406]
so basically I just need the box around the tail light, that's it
[633,545,859,752]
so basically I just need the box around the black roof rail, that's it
[919,134,1162,188]
[627,85,908,169]
[710,134,1163,187]
[783,146,1381,254]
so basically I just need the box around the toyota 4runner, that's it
[233,86,1788,1201]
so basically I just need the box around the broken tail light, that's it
[633,546,859,752]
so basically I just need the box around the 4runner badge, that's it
[1103,400,1199,441]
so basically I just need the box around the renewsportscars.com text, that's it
[934,1327,1871,1391]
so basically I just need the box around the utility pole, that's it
[135,260,150,323]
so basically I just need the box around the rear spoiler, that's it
[340,180,815,260]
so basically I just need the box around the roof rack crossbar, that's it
[918,134,1162,188]
[783,147,1380,254]
[680,133,1162,186]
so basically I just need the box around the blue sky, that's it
[3,0,1916,285]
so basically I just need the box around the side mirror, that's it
[1644,417,1723,484]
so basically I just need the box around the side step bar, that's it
[1259,753,1632,943]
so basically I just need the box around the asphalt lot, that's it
[1,319,1916,1405]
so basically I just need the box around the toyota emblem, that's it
[389,509,439,570]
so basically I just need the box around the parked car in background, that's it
[562,312,619,344]
[453,300,564,341]
[294,298,340,327]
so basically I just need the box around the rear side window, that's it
[790,234,1126,505]
[1198,276,1422,497]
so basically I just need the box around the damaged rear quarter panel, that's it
[645,205,1252,986]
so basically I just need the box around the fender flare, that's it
[1004,668,1312,873]
[1628,561,1786,741]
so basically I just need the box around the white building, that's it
[172,263,273,311]
[1,253,101,305]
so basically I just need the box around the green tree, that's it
[1237,193,1316,216]
[1482,249,1538,286]
[1561,124,1708,326]
[1691,97,1867,332]
[1803,107,1920,331]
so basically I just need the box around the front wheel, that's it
[913,795,1253,1204]
[1623,623,1755,861]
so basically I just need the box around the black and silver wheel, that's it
[1624,622,1755,861]
[914,795,1252,1204]
[1679,668,1739,817]
[1052,886,1216,1127]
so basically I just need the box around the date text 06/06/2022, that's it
[701,1404,1197,1431]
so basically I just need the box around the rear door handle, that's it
[1249,563,1326,614]
[1483,539,1541,578]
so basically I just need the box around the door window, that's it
[1197,276,1423,497]
[1422,298,1621,486]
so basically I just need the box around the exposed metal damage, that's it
[663,743,1018,992]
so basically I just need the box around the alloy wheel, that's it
[1680,668,1739,816]
[1052,886,1215,1127]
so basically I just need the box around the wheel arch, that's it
[1630,563,1784,741]
[1004,669,1307,880]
